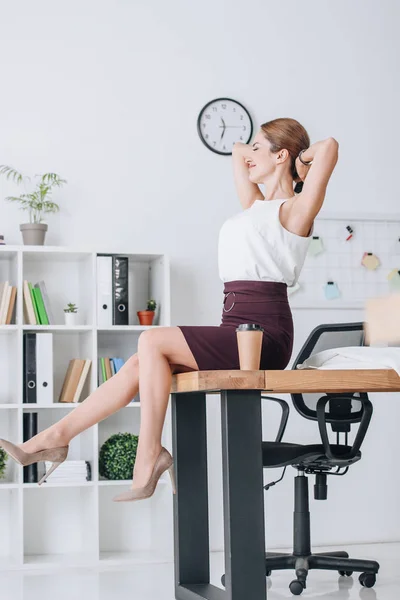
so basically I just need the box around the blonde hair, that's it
[260,117,310,182]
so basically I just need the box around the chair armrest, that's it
[316,394,373,460]
[261,395,289,442]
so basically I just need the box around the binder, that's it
[23,333,37,403]
[112,256,129,325]
[97,255,112,327]
[36,333,53,405]
[23,412,38,483]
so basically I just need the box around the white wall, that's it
[0,0,399,549]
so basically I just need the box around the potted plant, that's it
[137,299,157,326]
[64,302,79,326]
[0,447,8,479]
[0,165,66,245]
[99,432,139,480]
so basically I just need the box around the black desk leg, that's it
[171,390,266,600]
[171,392,215,600]
[221,389,267,600]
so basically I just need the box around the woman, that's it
[0,118,338,502]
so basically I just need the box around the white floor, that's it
[0,543,398,600]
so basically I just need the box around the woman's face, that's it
[245,131,276,185]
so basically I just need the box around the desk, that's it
[170,368,400,600]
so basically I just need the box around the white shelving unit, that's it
[0,245,174,570]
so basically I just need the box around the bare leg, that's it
[129,332,173,489]
[20,354,140,454]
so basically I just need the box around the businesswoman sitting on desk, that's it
[0,118,339,502]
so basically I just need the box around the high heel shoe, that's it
[0,438,69,486]
[113,446,176,502]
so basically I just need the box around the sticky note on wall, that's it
[324,281,340,300]
[388,269,400,291]
[361,252,380,270]
[308,236,324,256]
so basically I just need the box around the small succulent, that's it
[64,302,78,313]
[147,299,157,312]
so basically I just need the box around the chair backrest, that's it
[291,322,367,426]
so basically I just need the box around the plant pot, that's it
[137,310,155,326]
[64,312,80,326]
[20,223,48,246]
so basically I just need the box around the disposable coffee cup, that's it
[235,323,264,370]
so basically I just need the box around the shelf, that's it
[99,549,172,565]
[23,486,97,561]
[97,325,161,331]
[23,551,95,568]
[0,246,172,569]
[22,403,80,409]
[23,481,94,488]
[22,325,93,332]
[98,478,167,486]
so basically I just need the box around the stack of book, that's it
[0,281,17,324]
[98,357,138,402]
[23,279,54,325]
[59,359,92,403]
[42,460,91,484]
[98,357,125,384]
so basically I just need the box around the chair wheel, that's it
[221,574,225,587]
[359,572,376,588]
[339,570,353,577]
[289,580,305,595]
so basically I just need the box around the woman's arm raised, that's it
[232,142,264,210]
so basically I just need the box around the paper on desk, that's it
[364,293,400,345]
[296,346,400,377]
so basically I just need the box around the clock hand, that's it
[220,117,226,141]
[218,125,243,128]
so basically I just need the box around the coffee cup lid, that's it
[236,323,264,332]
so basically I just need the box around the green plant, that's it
[99,432,139,480]
[0,447,8,479]
[147,299,157,311]
[0,165,67,224]
[64,302,78,313]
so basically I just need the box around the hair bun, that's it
[294,181,304,194]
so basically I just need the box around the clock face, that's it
[197,98,253,155]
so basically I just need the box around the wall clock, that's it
[197,98,253,155]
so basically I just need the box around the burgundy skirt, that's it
[177,280,294,371]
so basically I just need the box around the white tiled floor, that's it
[0,543,398,600]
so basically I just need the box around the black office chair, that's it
[261,322,379,595]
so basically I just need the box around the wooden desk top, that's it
[171,369,400,394]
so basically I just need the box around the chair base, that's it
[265,550,379,595]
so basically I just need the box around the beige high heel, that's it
[113,446,176,502]
[0,438,69,486]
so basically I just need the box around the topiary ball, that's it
[99,432,139,480]
[0,447,8,479]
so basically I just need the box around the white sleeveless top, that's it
[217,198,314,286]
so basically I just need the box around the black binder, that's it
[23,412,38,483]
[23,333,37,403]
[112,256,129,325]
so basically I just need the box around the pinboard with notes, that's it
[288,212,400,309]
